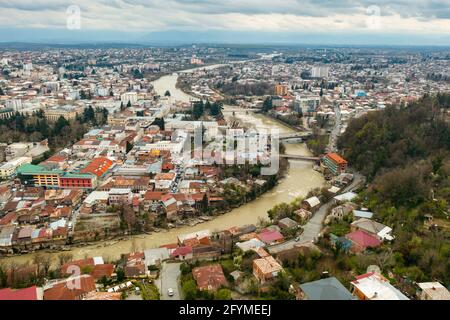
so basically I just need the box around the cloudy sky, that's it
[0,0,449,45]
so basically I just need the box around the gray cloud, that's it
[0,0,448,35]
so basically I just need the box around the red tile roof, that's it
[171,246,193,257]
[0,286,39,300]
[192,264,227,291]
[90,264,115,280]
[144,191,165,201]
[44,275,96,300]
[346,230,381,248]
[257,229,284,244]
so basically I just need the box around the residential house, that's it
[253,255,283,283]
[0,286,43,300]
[350,272,409,300]
[299,277,356,300]
[302,196,321,212]
[43,275,96,300]
[192,264,227,291]
[417,282,450,300]
[345,230,381,253]
[257,228,284,246]
[351,218,394,241]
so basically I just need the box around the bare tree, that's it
[57,253,73,269]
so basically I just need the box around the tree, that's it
[151,117,165,130]
[116,268,125,282]
[214,288,232,300]
[53,116,70,135]
[182,279,198,300]
[192,101,204,120]
[57,253,73,270]
[210,101,223,118]
[164,90,171,97]
[127,100,132,108]
[262,97,273,112]
[0,87,4,95]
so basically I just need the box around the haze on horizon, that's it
[0,0,450,46]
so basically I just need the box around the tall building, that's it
[322,153,348,175]
[275,83,288,96]
[311,66,329,79]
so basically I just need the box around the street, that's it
[268,172,365,255]
[155,262,182,300]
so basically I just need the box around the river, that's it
[0,64,324,265]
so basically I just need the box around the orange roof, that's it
[326,153,348,165]
[81,157,113,177]
[44,275,96,300]
[90,264,115,280]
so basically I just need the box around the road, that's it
[155,262,182,300]
[268,172,365,255]
[326,103,341,153]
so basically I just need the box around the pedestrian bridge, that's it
[280,154,320,161]
[279,132,313,140]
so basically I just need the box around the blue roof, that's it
[300,277,356,300]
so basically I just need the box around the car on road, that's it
[167,288,174,297]
[295,237,300,242]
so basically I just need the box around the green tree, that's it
[192,101,204,120]
[164,90,171,97]
[262,97,273,112]
[116,268,125,282]
[214,288,232,300]
[182,279,198,300]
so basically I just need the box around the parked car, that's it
[167,288,174,297]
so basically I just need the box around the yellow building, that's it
[275,84,288,96]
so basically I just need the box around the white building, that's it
[0,156,32,178]
[311,66,329,79]
[121,92,138,105]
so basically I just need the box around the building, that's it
[253,255,283,283]
[311,66,329,79]
[45,105,82,121]
[80,157,114,178]
[302,196,321,211]
[192,264,227,291]
[417,282,450,300]
[275,83,288,96]
[0,286,43,300]
[120,92,138,105]
[43,275,96,300]
[0,156,32,178]
[294,96,320,114]
[190,55,204,65]
[350,272,409,300]
[351,218,394,241]
[345,230,381,253]
[59,173,97,189]
[299,277,356,300]
[256,229,284,245]
[322,153,348,175]
[16,164,97,189]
